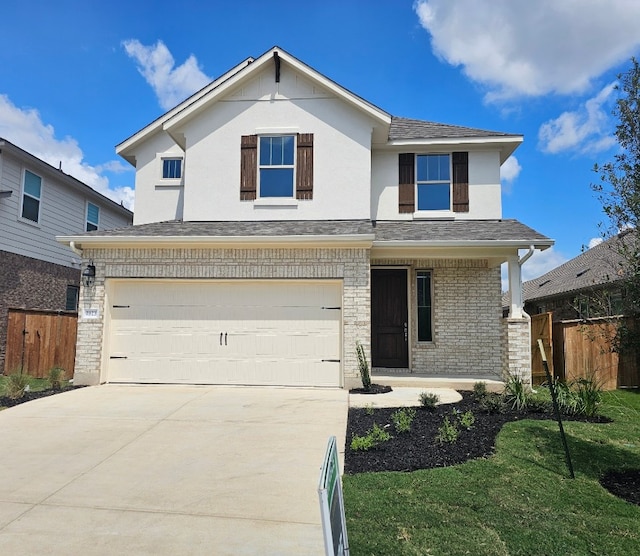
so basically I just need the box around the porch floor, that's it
[371,369,505,393]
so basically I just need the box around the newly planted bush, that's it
[48,366,65,391]
[574,377,603,417]
[391,407,416,433]
[436,416,459,444]
[504,374,528,411]
[472,381,488,401]
[459,410,475,430]
[355,341,371,391]
[479,392,505,414]
[350,423,391,451]
[4,372,31,400]
[419,391,440,410]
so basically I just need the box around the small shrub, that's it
[419,391,440,411]
[479,393,505,414]
[48,366,66,391]
[459,410,475,430]
[504,374,529,411]
[436,416,459,444]
[551,379,579,415]
[4,372,32,400]
[391,407,416,433]
[355,341,371,391]
[364,403,375,416]
[472,381,488,401]
[350,423,392,451]
[574,377,603,417]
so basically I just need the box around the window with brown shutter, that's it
[296,133,313,200]
[398,153,415,213]
[452,152,469,213]
[240,135,257,200]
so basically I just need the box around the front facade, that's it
[61,47,552,389]
[0,139,133,371]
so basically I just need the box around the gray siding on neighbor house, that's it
[0,149,132,269]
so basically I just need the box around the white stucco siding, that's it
[371,149,503,220]
[0,152,132,268]
[131,133,185,225]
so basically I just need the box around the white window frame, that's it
[415,153,452,217]
[20,169,42,225]
[257,135,296,199]
[159,154,184,187]
[86,201,99,231]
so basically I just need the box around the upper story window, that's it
[417,154,451,211]
[86,202,99,231]
[259,136,295,197]
[240,133,313,202]
[399,152,468,214]
[162,158,182,179]
[21,170,42,223]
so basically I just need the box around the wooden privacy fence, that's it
[531,313,639,390]
[4,309,77,378]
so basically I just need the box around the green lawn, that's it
[343,390,640,556]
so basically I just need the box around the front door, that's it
[371,269,408,368]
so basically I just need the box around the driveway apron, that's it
[0,385,349,555]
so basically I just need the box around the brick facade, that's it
[372,258,504,379]
[502,316,532,385]
[75,246,371,387]
[0,250,80,372]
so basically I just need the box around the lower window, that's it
[66,285,79,311]
[417,271,433,341]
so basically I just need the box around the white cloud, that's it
[0,94,134,209]
[501,247,568,291]
[414,0,640,100]
[500,155,521,192]
[123,39,210,111]
[588,237,604,249]
[538,82,618,154]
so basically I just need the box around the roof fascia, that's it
[384,136,523,163]
[116,57,255,164]
[163,47,391,135]
[57,233,375,250]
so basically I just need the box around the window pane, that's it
[260,136,294,166]
[259,137,272,165]
[66,286,79,311]
[260,168,294,197]
[282,135,294,165]
[162,159,182,179]
[22,195,39,222]
[417,154,450,181]
[417,272,432,342]
[417,184,450,210]
[24,171,41,198]
[86,222,98,232]
[87,203,99,224]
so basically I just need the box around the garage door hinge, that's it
[322,359,341,363]
[112,305,130,308]
[109,356,128,359]
[321,306,341,310]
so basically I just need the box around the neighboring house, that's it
[0,138,133,371]
[59,46,552,389]
[523,232,630,320]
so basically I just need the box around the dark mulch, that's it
[0,386,85,408]
[600,470,640,506]
[349,384,393,395]
[345,392,610,475]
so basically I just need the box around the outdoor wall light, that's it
[82,261,96,288]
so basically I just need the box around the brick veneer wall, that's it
[0,250,80,372]
[75,246,371,387]
[371,258,504,378]
[502,316,532,385]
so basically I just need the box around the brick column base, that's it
[502,316,532,386]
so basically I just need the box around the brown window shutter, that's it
[452,151,469,212]
[240,135,257,201]
[398,153,415,213]
[296,133,313,200]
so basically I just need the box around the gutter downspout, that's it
[69,241,83,257]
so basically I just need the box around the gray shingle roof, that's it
[523,231,635,302]
[79,218,551,246]
[389,117,518,141]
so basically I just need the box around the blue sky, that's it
[2,0,640,283]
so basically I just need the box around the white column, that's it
[508,255,523,318]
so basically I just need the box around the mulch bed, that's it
[345,392,638,506]
[0,385,85,409]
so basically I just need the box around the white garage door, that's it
[104,280,342,386]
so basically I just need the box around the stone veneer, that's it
[0,250,80,372]
[502,316,532,385]
[372,258,504,379]
[75,247,371,387]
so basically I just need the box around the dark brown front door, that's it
[371,269,408,368]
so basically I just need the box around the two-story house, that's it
[0,138,133,372]
[60,47,552,389]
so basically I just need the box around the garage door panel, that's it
[106,280,341,386]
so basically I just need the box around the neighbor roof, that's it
[523,231,635,302]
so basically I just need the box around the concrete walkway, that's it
[0,385,349,555]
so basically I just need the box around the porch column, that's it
[507,255,524,318]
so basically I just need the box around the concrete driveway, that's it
[0,385,349,555]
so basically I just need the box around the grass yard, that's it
[342,390,640,556]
